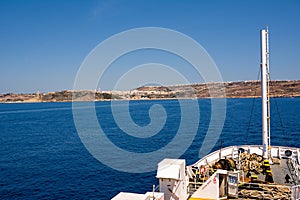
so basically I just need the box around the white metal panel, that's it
[144,192,164,200]
[111,192,145,200]
[157,164,180,180]
[156,159,185,180]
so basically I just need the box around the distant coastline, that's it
[1,80,299,103]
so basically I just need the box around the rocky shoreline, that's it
[1,80,299,103]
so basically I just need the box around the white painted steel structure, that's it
[260,27,270,160]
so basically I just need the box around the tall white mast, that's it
[261,27,270,159]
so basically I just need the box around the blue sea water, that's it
[0,98,299,199]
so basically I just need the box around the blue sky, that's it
[0,0,299,93]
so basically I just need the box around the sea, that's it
[0,98,299,199]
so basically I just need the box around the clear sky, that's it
[0,0,299,93]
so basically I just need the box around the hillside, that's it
[134,80,300,99]
[0,80,299,103]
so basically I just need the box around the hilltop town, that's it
[1,80,299,103]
